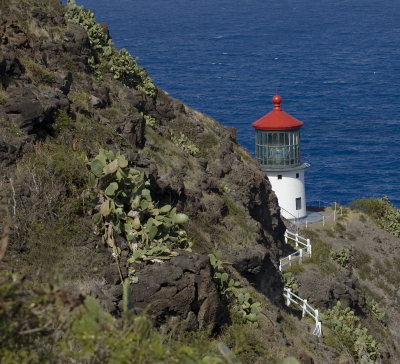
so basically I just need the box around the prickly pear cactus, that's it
[89,149,192,282]
[209,252,262,326]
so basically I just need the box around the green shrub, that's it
[283,272,298,294]
[142,113,157,127]
[209,252,262,326]
[349,197,400,237]
[322,301,380,363]
[330,248,350,267]
[366,297,386,323]
[21,58,56,86]
[222,321,273,363]
[0,271,229,363]
[169,129,199,156]
[66,0,156,97]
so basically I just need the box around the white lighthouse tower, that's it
[252,94,309,219]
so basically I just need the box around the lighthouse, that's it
[252,94,309,219]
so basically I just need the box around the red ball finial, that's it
[272,94,282,110]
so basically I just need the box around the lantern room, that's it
[252,94,309,219]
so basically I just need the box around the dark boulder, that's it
[130,250,225,330]
[4,82,69,136]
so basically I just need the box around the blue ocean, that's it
[76,0,400,207]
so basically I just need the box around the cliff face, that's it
[0,0,285,322]
[4,2,399,363]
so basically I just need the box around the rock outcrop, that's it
[0,2,284,330]
[130,250,225,329]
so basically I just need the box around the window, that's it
[296,173,299,178]
[255,130,301,168]
[296,197,302,210]
[278,175,282,180]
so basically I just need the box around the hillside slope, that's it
[1,1,396,363]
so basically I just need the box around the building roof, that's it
[252,94,303,130]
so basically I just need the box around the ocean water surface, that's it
[75,0,400,206]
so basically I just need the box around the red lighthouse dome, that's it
[252,94,303,130]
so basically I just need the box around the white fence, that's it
[279,230,311,271]
[283,288,322,337]
[284,230,309,248]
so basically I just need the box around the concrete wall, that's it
[267,167,307,219]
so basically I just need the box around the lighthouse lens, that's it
[255,130,300,168]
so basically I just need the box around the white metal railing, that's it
[283,288,322,337]
[307,200,343,226]
[279,247,311,271]
[285,230,309,248]
[279,230,311,271]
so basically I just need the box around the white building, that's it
[252,94,309,219]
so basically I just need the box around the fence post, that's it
[286,288,291,306]
[314,309,321,336]
[295,233,299,248]
[323,215,325,226]
[288,254,292,267]
[334,202,337,222]
[284,231,288,244]
[299,248,303,263]
[279,260,282,272]
[302,299,307,317]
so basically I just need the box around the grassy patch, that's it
[21,58,56,86]
[221,195,255,245]
[352,249,372,280]
[222,321,274,363]
[69,91,90,110]
[349,197,400,237]
[284,263,305,275]
[0,118,22,137]
[197,132,219,158]
[324,228,335,238]
[305,239,338,275]
[0,87,7,104]
[334,222,346,234]
[234,145,252,163]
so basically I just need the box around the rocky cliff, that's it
[2,1,398,363]
[0,0,286,333]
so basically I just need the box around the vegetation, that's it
[349,196,400,237]
[352,248,372,280]
[142,112,157,127]
[322,302,380,363]
[169,128,199,156]
[21,58,56,86]
[304,238,337,275]
[283,272,298,294]
[0,271,233,363]
[209,252,262,326]
[330,248,350,267]
[89,149,192,282]
[366,297,386,323]
[65,0,156,97]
